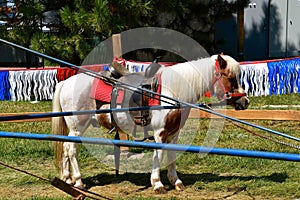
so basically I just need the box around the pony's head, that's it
[211,54,250,110]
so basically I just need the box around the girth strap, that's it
[132,89,151,126]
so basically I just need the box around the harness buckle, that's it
[215,72,221,79]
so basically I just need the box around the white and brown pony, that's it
[52,54,249,193]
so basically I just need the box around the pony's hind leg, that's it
[62,115,91,188]
[61,142,71,184]
[167,150,185,191]
[64,139,84,188]
[61,130,85,188]
[167,138,185,191]
[61,141,85,188]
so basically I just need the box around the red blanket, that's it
[90,74,161,106]
[90,78,124,104]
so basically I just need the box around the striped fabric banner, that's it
[240,57,300,96]
[0,57,299,101]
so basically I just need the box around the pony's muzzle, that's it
[234,96,250,110]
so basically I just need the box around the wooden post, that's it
[51,177,86,199]
[112,34,123,59]
[237,8,245,61]
[112,33,129,152]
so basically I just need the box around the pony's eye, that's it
[228,77,239,89]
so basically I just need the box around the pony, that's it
[52,54,250,193]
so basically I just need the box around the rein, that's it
[211,61,247,101]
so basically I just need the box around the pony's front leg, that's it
[151,148,166,194]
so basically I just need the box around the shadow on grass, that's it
[83,171,288,190]
[180,171,288,185]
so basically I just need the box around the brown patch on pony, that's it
[159,109,190,143]
[97,113,113,130]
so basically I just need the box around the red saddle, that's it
[90,74,161,106]
[90,78,123,104]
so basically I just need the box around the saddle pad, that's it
[90,74,161,106]
[90,78,124,104]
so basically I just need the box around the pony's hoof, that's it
[66,178,72,185]
[175,182,185,191]
[74,183,86,190]
[154,187,167,194]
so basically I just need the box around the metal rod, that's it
[0,131,300,162]
[0,104,196,122]
[0,38,179,105]
[0,39,78,69]
[206,108,300,143]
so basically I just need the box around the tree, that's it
[1,0,249,65]
[0,0,45,46]
[29,0,154,65]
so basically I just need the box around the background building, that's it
[215,0,300,61]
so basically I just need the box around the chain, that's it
[228,120,300,150]
[202,103,300,151]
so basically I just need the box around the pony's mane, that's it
[210,54,243,92]
[158,57,214,103]
[158,55,241,103]
[211,54,241,78]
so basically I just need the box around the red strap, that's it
[228,93,247,98]
[211,60,246,100]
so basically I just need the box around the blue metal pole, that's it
[0,131,300,162]
[0,39,180,105]
[1,104,300,144]
[0,39,79,69]
[0,104,186,122]
[1,105,300,144]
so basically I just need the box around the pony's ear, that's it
[217,54,227,69]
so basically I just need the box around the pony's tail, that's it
[52,81,68,168]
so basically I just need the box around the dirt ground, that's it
[0,183,272,200]
[0,174,290,200]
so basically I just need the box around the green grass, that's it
[249,93,300,106]
[0,100,52,113]
[0,93,299,199]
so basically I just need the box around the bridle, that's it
[211,60,247,101]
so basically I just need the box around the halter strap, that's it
[211,61,247,100]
